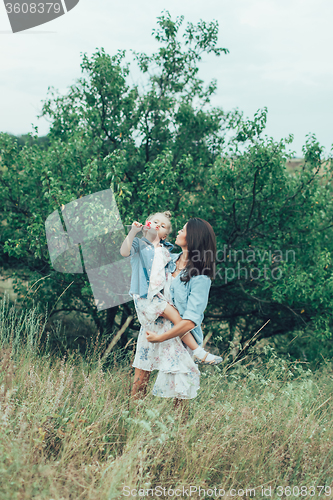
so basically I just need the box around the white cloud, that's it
[0,0,332,155]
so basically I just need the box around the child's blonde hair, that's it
[146,211,172,234]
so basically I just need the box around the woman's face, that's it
[175,223,187,248]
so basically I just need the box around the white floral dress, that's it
[132,247,200,399]
[134,246,171,325]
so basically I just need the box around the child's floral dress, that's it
[134,246,171,325]
[132,246,200,399]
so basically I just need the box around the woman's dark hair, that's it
[180,218,216,283]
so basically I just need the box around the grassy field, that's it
[0,297,333,500]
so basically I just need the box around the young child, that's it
[120,211,222,365]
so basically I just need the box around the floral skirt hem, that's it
[132,317,200,400]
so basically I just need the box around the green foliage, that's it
[0,13,233,344]
[1,13,333,360]
[203,129,333,346]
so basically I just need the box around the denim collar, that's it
[141,237,174,251]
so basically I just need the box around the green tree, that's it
[199,124,333,358]
[1,13,333,362]
[0,13,233,348]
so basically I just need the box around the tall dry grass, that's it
[0,296,332,499]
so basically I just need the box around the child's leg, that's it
[161,304,223,365]
[162,304,198,350]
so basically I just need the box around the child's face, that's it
[146,214,171,240]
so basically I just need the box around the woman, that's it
[132,217,217,400]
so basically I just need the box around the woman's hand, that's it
[146,330,162,343]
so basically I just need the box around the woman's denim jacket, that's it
[129,237,174,298]
[168,253,211,346]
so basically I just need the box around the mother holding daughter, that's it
[120,212,219,401]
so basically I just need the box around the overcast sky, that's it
[1,0,332,157]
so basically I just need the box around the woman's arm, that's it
[146,275,211,343]
[146,319,195,343]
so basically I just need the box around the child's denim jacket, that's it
[129,237,174,298]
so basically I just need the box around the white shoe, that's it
[193,347,223,365]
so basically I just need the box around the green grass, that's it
[0,296,332,499]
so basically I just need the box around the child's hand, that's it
[131,221,143,234]
[146,330,161,343]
